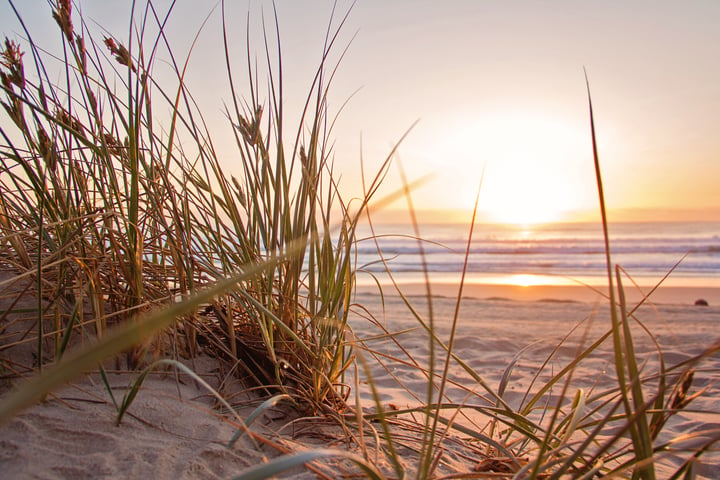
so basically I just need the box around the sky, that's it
[2,1,719,225]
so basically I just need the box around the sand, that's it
[1,358,262,479]
[349,284,720,477]
[2,281,720,478]
[0,355,350,479]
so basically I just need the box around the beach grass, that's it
[0,0,384,415]
[1,1,719,479]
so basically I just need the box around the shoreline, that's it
[355,280,720,306]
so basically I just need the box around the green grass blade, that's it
[617,271,656,479]
[228,394,292,448]
[116,362,155,426]
[98,366,119,411]
[230,448,385,480]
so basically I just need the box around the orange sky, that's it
[2,1,719,224]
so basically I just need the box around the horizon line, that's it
[365,207,720,225]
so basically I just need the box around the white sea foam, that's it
[354,221,720,284]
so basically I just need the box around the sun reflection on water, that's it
[507,274,546,287]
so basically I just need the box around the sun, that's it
[434,112,597,225]
[479,159,579,225]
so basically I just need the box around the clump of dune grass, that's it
[0,0,394,421]
[1,0,201,373]
[0,1,400,474]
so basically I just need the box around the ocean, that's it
[353,221,720,289]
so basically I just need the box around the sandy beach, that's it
[351,284,720,478]
[2,281,719,478]
[1,357,265,479]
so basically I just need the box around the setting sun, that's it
[480,166,574,225]
[479,154,590,225]
[427,113,597,225]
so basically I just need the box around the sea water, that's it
[353,221,720,288]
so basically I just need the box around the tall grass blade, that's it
[586,70,655,479]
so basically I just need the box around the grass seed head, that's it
[0,38,25,90]
[54,107,85,136]
[103,37,136,72]
[671,369,695,410]
[75,34,87,73]
[102,133,124,158]
[52,0,74,42]
[1,93,24,128]
[37,127,58,171]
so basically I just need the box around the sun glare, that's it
[480,160,580,225]
[429,112,596,225]
[508,274,545,287]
